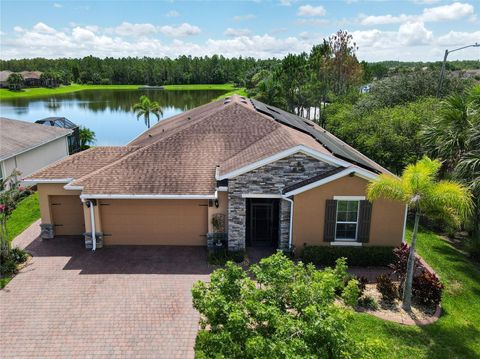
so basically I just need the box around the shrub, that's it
[342,278,361,307]
[358,295,379,310]
[0,248,28,277]
[412,270,444,307]
[389,243,422,281]
[192,252,379,358]
[207,249,245,265]
[376,274,398,303]
[301,246,395,267]
[357,275,369,296]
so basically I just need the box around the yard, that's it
[0,192,40,288]
[350,227,480,358]
[0,83,246,99]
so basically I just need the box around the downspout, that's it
[89,200,96,251]
[282,196,294,251]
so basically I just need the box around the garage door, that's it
[50,195,85,236]
[100,199,208,245]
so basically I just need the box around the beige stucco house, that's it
[25,95,406,253]
[0,117,71,185]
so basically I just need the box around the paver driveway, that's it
[0,221,211,358]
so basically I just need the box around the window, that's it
[335,200,359,241]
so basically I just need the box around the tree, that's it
[192,252,380,358]
[79,126,96,150]
[325,30,363,96]
[132,95,163,128]
[367,157,472,311]
[7,73,24,91]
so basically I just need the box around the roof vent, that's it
[148,134,153,138]
[240,96,246,100]
[187,116,191,120]
[240,100,248,104]
[224,100,231,105]
[224,96,231,100]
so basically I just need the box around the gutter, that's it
[80,194,216,200]
[282,196,294,251]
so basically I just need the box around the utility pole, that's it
[436,42,480,98]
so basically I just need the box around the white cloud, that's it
[233,14,256,21]
[13,26,24,33]
[297,5,326,17]
[159,23,201,37]
[421,2,474,22]
[33,22,56,34]
[1,21,479,61]
[115,22,157,37]
[279,0,293,6]
[437,30,480,46]
[411,0,441,4]
[53,3,63,8]
[360,2,475,25]
[398,21,433,45]
[166,10,180,17]
[224,28,251,37]
[299,31,309,40]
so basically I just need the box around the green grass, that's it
[0,84,141,99]
[350,226,480,358]
[0,83,245,100]
[6,192,40,242]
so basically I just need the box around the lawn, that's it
[351,226,480,358]
[1,192,40,289]
[0,83,246,99]
[6,192,40,242]
[0,84,141,99]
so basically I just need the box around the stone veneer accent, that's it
[227,153,335,251]
[40,224,55,239]
[84,232,104,249]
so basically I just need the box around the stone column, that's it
[227,194,246,251]
[279,199,291,251]
[40,223,55,239]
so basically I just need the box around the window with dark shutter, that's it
[357,200,372,243]
[324,199,337,242]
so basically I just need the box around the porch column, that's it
[227,194,246,251]
[279,199,291,250]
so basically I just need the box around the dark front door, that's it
[247,199,279,247]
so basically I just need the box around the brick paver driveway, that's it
[0,222,211,358]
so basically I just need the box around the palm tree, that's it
[79,126,96,150]
[7,73,24,91]
[367,157,472,311]
[132,95,163,128]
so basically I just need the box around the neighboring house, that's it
[25,95,406,254]
[20,71,43,87]
[35,117,81,154]
[0,118,72,184]
[0,70,13,88]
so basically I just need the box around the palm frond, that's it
[367,174,405,203]
[426,180,474,221]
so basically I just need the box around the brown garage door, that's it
[100,199,208,245]
[50,195,85,236]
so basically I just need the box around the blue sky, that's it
[1,0,479,61]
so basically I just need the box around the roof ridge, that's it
[70,102,238,186]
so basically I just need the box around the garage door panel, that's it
[50,195,85,236]
[100,200,208,245]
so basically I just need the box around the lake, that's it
[0,89,227,145]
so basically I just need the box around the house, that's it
[20,71,43,87]
[25,95,406,253]
[35,117,81,154]
[0,118,72,185]
[0,70,13,88]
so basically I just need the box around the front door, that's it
[247,199,279,247]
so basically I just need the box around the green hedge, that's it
[300,245,395,267]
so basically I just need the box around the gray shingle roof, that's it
[0,117,72,161]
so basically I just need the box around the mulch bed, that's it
[357,283,441,326]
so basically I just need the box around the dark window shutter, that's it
[357,200,372,243]
[324,199,337,242]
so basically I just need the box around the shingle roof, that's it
[26,95,389,195]
[25,146,140,181]
[0,117,72,161]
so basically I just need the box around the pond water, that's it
[0,89,227,145]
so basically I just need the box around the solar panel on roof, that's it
[250,99,379,173]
